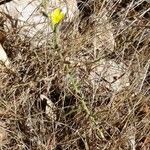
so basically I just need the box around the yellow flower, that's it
[49,8,65,26]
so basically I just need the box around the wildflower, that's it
[48,8,65,48]
[49,8,65,30]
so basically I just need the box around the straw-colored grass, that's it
[0,0,150,149]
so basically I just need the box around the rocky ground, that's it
[0,0,150,149]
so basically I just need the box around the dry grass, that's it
[0,0,150,149]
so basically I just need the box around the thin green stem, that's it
[53,25,58,49]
